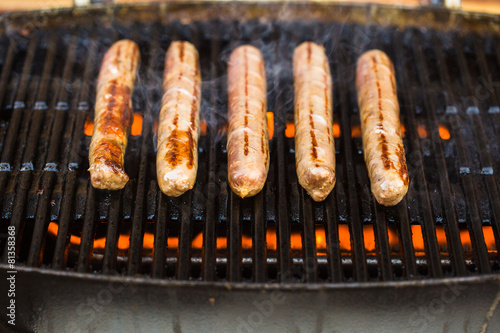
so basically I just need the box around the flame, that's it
[46,221,497,258]
[285,123,295,138]
[84,116,94,136]
[84,113,143,136]
[216,236,227,250]
[316,226,327,255]
[200,120,207,136]
[333,122,341,138]
[439,125,451,140]
[417,125,429,138]
[266,228,277,251]
[338,224,352,252]
[351,125,362,138]
[130,113,143,136]
[401,124,406,137]
[267,112,274,140]
[242,236,253,250]
[363,225,376,253]
[143,233,154,250]
[290,232,302,250]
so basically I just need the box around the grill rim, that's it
[2,1,500,36]
[3,264,500,289]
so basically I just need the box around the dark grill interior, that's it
[0,11,499,284]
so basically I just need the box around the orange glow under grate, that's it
[267,112,274,139]
[47,222,497,257]
[84,113,143,137]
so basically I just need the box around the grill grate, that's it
[0,14,499,284]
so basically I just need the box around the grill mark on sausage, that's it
[186,50,199,169]
[94,141,124,175]
[372,56,392,170]
[396,144,409,185]
[307,45,318,161]
[115,45,121,64]
[310,130,318,159]
[165,113,193,168]
[323,56,331,144]
[163,44,196,170]
[260,104,265,154]
[98,80,132,135]
[129,44,138,75]
[244,131,249,156]
[243,48,249,154]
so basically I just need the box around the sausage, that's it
[88,40,140,190]
[157,41,201,197]
[293,42,336,202]
[356,49,408,206]
[227,45,269,198]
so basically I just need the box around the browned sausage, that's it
[293,42,336,202]
[157,41,201,197]
[88,40,140,190]
[356,49,408,206]
[227,45,269,198]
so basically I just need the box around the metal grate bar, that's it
[127,25,160,276]
[228,192,242,282]
[152,192,168,278]
[320,22,343,283]
[52,32,98,269]
[393,31,444,278]
[448,35,491,273]
[470,36,500,257]
[396,199,418,278]
[0,40,16,109]
[0,38,36,206]
[2,35,58,263]
[333,26,368,281]
[102,192,122,274]
[373,205,393,281]
[177,193,193,280]
[426,33,469,276]
[253,190,266,282]
[76,184,96,272]
[202,23,221,282]
[324,190,342,282]
[27,34,78,267]
[301,192,318,282]
[274,23,292,282]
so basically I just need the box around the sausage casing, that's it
[157,41,201,197]
[227,45,269,198]
[356,49,409,206]
[88,40,140,190]
[293,42,336,202]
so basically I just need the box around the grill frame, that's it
[0,2,500,331]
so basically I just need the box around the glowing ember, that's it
[285,123,295,138]
[267,112,274,139]
[84,113,143,136]
[439,125,451,140]
[417,124,429,138]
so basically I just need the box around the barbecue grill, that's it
[0,2,499,332]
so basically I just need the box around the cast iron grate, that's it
[0,13,499,283]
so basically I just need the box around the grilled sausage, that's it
[157,41,201,197]
[356,49,408,206]
[227,45,269,198]
[293,42,336,202]
[88,40,140,190]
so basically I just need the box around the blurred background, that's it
[0,0,499,15]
